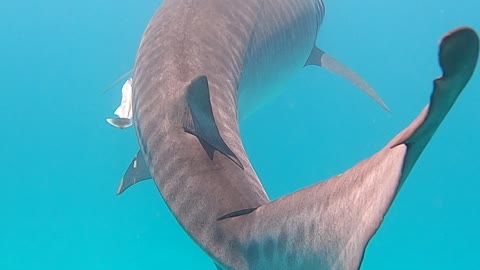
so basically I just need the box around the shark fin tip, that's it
[116,150,152,194]
[116,179,125,195]
[106,118,132,129]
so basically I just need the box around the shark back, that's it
[131,0,325,267]
[128,0,398,268]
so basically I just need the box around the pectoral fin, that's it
[106,118,132,129]
[183,76,243,169]
[305,46,390,111]
[117,150,152,195]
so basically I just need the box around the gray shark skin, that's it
[117,0,387,193]
[115,0,479,269]
[127,0,381,265]
[214,28,478,269]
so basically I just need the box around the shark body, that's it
[113,0,479,269]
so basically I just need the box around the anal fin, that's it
[183,76,243,169]
[305,46,390,112]
[117,150,152,195]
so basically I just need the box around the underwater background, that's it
[1,0,479,269]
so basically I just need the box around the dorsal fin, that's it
[183,76,243,169]
[305,46,390,112]
[117,150,152,195]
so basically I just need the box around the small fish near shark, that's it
[106,0,479,269]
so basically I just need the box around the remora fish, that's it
[112,0,479,269]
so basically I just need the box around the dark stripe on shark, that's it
[217,207,258,221]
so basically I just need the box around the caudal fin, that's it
[226,27,478,270]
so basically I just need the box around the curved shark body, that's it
[131,0,324,267]
[112,0,479,269]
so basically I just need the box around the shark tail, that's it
[222,27,478,270]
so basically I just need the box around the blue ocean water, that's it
[1,0,479,269]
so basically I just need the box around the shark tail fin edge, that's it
[388,26,479,182]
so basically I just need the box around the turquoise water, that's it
[1,0,479,269]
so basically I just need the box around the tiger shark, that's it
[110,0,479,269]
